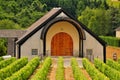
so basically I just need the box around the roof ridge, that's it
[27,7,62,31]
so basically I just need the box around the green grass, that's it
[107,0,120,8]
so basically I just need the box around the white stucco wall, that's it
[20,29,43,60]
[116,31,120,38]
[46,21,80,56]
[83,30,104,61]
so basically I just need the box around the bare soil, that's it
[81,68,92,80]
[29,58,92,80]
[28,63,42,80]
[64,67,74,80]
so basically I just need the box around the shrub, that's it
[31,57,52,80]
[100,36,120,47]
[71,58,87,80]
[94,58,120,80]
[82,58,109,80]
[0,57,16,69]
[5,57,40,80]
[0,57,3,61]
[0,57,28,80]
[56,57,64,80]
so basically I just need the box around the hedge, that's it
[71,58,87,80]
[5,57,40,80]
[56,57,64,80]
[94,58,120,80]
[31,57,52,80]
[0,57,28,80]
[0,57,16,69]
[100,36,120,47]
[82,58,109,80]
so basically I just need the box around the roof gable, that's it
[16,8,74,44]
[16,7,106,46]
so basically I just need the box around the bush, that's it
[94,58,120,80]
[100,36,120,47]
[82,58,109,80]
[71,58,87,80]
[31,57,52,80]
[0,57,16,69]
[0,57,3,61]
[0,57,28,80]
[5,57,40,80]
[56,57,64,80]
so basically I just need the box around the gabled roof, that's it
[16,7,106,46]
[16,8,62,44]
[115,27,120,31]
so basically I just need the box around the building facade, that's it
[15,8,106,62]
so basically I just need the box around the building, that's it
[115,27,120,38]
[0,8,106,62]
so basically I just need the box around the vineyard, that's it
[0,57,120,80]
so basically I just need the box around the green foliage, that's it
[107,0,120,8]
[106,59,120,72]
[0,38,7,56]
[0,19,21,29]
[0,57,3,61]
[0,0,47,28]
[118,58,120,63]
[100,36,120,47]
[0,57,16,69]
[94,58,120,80]
[78,8,112,36]
[56,57,64,80]
[5,57,40,80]
[71,58,87,80]
[0,57,28,80]
[82,58,109,80]
[31,57,52,80]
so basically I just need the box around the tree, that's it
[78,8,112,36]
[0,38,7,56]
[76,0,86,16]
[78,7,94,26]
[0,19,21,29]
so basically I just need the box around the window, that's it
[86,49,93,55]
[32,49,38,55]
[86,49,93,61]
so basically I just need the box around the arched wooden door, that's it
[51,32,73,56]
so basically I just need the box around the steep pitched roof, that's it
[16,8,62,44]
[115,27,120,31]
[16,7,106,46]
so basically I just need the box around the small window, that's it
[86,49,93,55]
[86,49,93,61]
[32,49,38,55]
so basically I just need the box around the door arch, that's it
[51,32,73,56]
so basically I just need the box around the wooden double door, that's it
[51,32,73,56]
